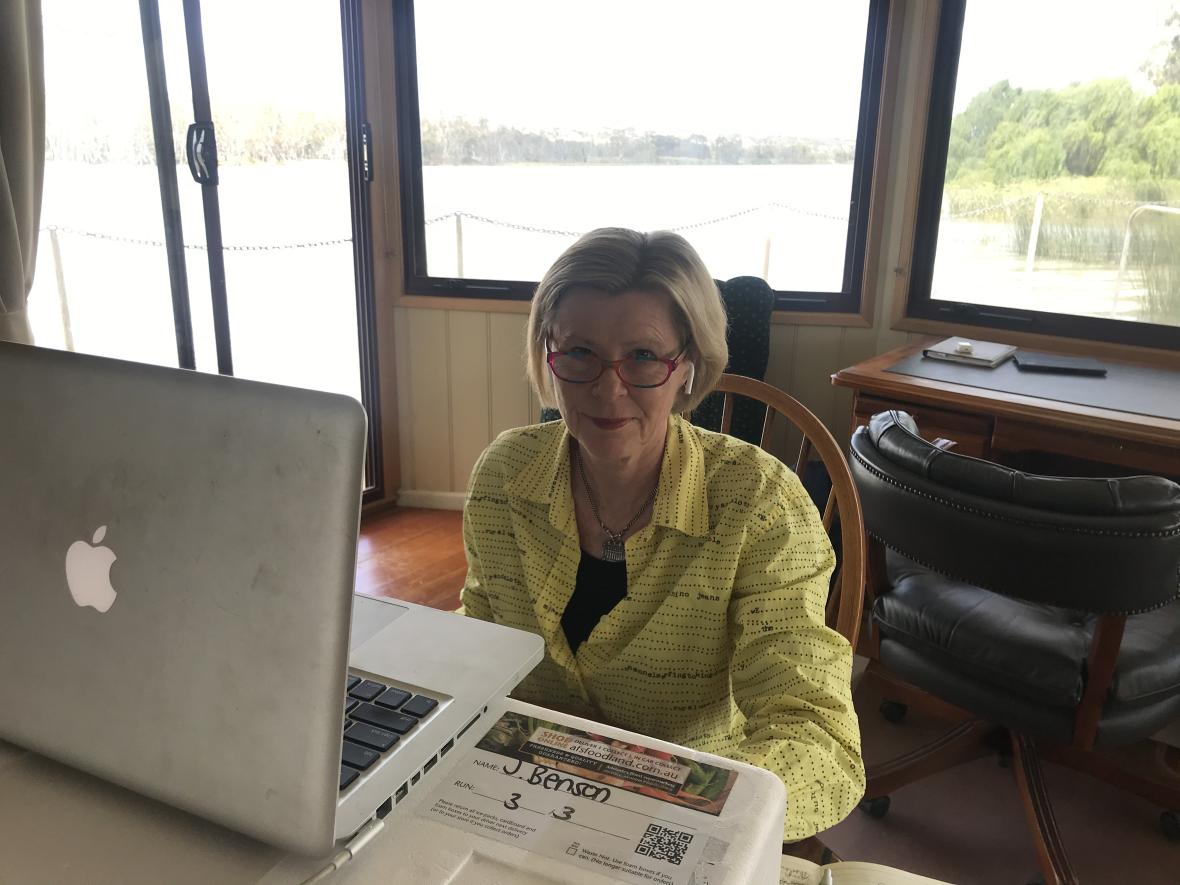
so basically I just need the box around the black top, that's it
[561,551,628,654]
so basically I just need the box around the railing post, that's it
[1025,192,1044,274]
[762,235,771,280]
[1113,203,1180,317]
[49,227,76,352]
[455,212,464,278]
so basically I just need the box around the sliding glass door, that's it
[32,1,198,369]
[30,0,382,496]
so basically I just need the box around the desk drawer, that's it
[992,417,1180,479]
[853,395,993,458]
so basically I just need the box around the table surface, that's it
[832,339,1180,476]
[833,339,1180,447]
[886,349,1180,422]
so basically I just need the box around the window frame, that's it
[391,0,891,315]
[903,0,1180,352]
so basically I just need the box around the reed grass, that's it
[945,179,1180,324]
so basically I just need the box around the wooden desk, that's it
[832,339,1180,477]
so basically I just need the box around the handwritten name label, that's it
[502,758,611,803]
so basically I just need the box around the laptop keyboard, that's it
[340,674,439,791]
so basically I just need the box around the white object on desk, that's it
[921,336,1016,368]
[268,698,786,885]
[0,698,785,885]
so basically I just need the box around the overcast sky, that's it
[414,0,870,140]
[40,1,1180,139]
[953,0,1175,112]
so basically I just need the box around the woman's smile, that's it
[588,415,632,430]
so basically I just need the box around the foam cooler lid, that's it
[266,698,787,885]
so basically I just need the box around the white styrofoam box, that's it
[265,698,786,885]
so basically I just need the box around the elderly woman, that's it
[459,227,864,841]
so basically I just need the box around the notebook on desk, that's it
[921,336,1016,368]
[0,341,542,855]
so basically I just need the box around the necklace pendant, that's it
[601,537,626,563]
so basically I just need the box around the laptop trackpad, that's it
[350,595,408,651]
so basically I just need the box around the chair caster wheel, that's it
[858,796,890,818]
[879,700,908,723]
[1161,809,1180,841]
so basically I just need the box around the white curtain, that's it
[0,0,44,345]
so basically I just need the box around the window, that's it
[393,0,889,313]
[907,0,1180,350]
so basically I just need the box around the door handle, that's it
[185,122,219,186]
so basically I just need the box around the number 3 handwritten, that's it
[504,792,521,810]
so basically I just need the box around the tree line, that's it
[47,110,852,167]
[420,118,854,166]
[949,9,1180,187]
[947,77,1180,185]
[46,109,347,165]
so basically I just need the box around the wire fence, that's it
[42,191,1180,248]
[946,192,1180,220]
[41,224,352,252]
[932,191,1180,324]
[42,198,847,253]
[35,188,1180,336]
[423,200,850,237]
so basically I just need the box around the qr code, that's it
[634,823,694,865]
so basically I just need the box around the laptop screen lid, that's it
[0,342,364,853]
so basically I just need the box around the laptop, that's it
[0,341,543,855]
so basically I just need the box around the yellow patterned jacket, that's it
[459,414,864,840]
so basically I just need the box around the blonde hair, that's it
[525,228,728,413]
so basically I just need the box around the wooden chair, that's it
[703,374,866,656]
[702,374,865,864]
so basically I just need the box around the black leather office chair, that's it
[849,411,1180,885]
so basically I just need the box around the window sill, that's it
[772,309,872,328]
[394,293,531,314]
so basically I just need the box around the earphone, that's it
[683,361,695,395]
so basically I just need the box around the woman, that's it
[460,227,864,841]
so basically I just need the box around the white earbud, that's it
[682,362,695,395]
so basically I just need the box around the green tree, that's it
[711,135,742,164]
[986,122,1064,182]
[1062,120,1105,176]
[1144,10,1180,87]
[946,80,1021,179]
[1143,116,1180,177]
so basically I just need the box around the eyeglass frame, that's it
[545,346,689,389]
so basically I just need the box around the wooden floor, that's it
[357,507,465,610]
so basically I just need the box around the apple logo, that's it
[65,525,119,612]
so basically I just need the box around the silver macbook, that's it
[0,341,542,855]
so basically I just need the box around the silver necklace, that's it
[573,445,659,563]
